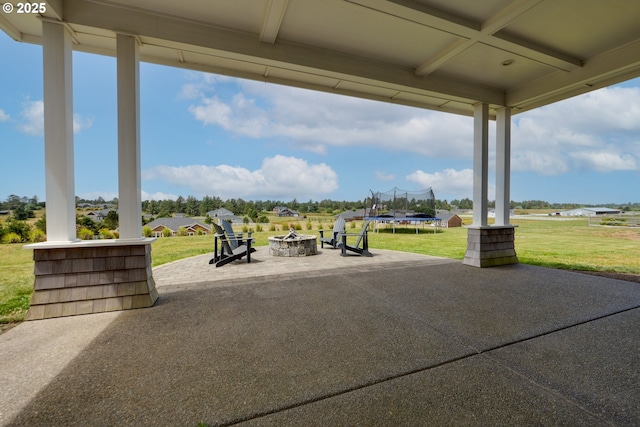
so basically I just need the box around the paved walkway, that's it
[2,247,640,425]
[153,246,455,292]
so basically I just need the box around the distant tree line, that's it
[137,195,372,218]
[2,193,639,244]
[0,195,44,219]
[0,195,46,243]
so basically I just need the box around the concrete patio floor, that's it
[2,246,640,426]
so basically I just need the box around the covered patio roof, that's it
[2,0,640,118]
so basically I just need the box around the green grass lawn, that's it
[513,218,640,273]
[1,218,639,324]
[0,245,35,324]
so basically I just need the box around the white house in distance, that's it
[206,208,243,224]
[559,207,622,217]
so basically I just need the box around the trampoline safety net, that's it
[369,187,435,218]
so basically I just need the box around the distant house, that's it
[276,208,300,217]
[488,209,515,218]
[560,207,621,217]
[437,213,463,228]
[452,209,473,216]
[145,217,211,237]
[0,210,9,215]
[337,208,372,221]
[206,208,243,224]
[207,208,234,217]
[85,208,117,222]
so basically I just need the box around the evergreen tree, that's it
[102,210,119,230]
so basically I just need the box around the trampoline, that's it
[366,188,440,234]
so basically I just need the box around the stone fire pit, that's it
[268,230,317,257]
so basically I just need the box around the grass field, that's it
[1,217,639,324]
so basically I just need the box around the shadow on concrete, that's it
[4,262,640,425]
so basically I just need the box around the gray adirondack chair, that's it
[209,222,254,267]
[221,220,255,250]
[319,217,346,249]
[338,219,373,257]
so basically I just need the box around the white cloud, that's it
[73,114,94,133]
[18,100,93,136]
[142,155,338,200]
[406,168,497,200]
[19,100,44,136]
[141,190,180,201]
[183,75,640,178]
[513,86,640,174]
[375,171,396,181]
[188,93,268,138]
[185,76,473,157]
[0,109,9,122]
[180,72,234,99]
[569,151,637,172]
[406,168,474,199]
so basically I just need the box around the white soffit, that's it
[1,0,640,117]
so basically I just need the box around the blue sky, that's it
[1,31,639,205]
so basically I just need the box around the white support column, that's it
[495,107,511,226]
[464,104,518,268]
[42,21,77,242]
[117,34,142,239]
[472,103,489,226]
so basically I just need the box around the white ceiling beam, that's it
[44,0,64,20]
[480,0,543,35]
[507,39,640,112]
[0,13,21,40]
[346,0,479,36]
[260,0,288,44]
[62,0,505,105]
[415,39,469,76]
[349,0,581,74]
[136,51,484,117]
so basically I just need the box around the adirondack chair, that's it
[319,217,346,249]
[209,223,254,267]
[338,219,373,257]
[221,220,255,250]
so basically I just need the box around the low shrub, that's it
[78,228,93,240]
[99,228,114,239]
[600,217,627,226]
[2,232,22,244]
[29,229,46,243]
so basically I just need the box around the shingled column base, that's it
[24,239,158,320]
[463,226,519,268]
